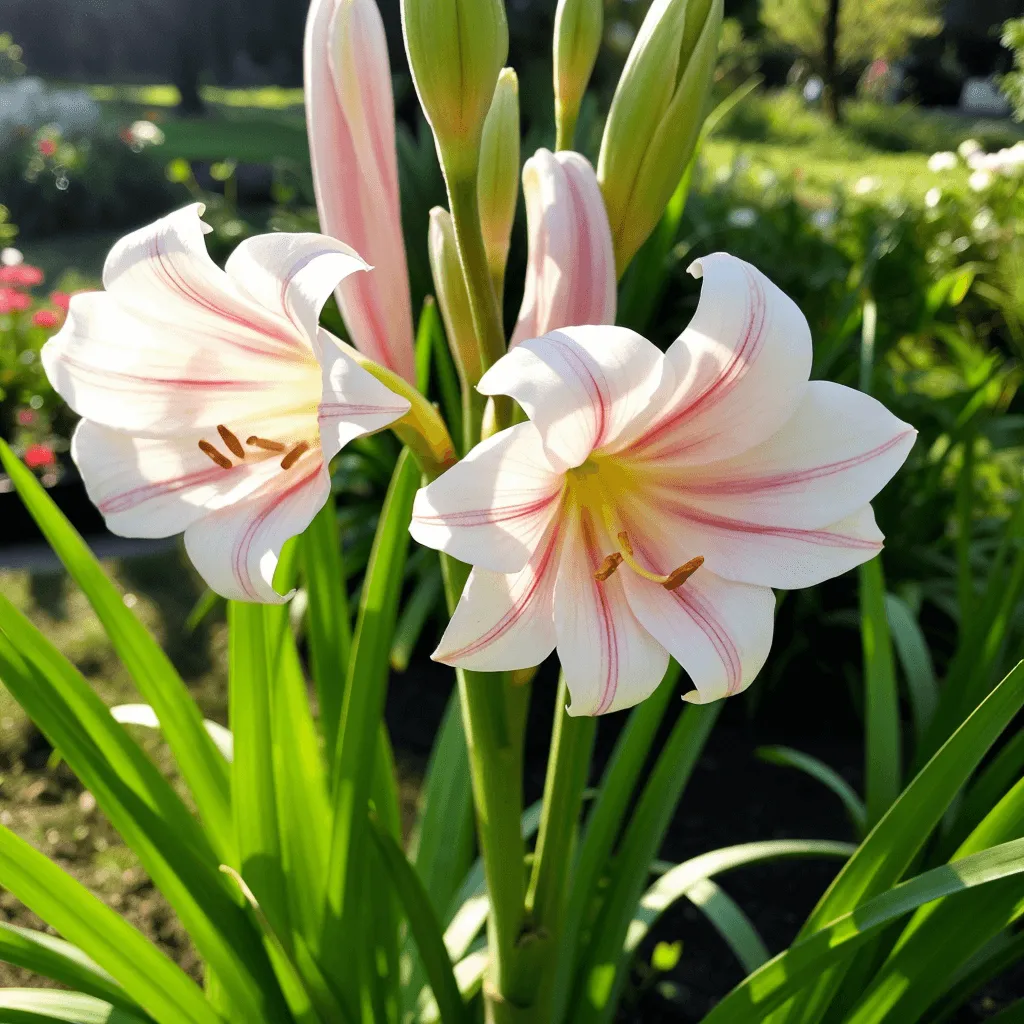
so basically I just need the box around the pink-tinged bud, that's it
[305,0,416,383]
[511,149,616,348]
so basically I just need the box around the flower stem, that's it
[440,553,539,1019]
[554,100,578,152]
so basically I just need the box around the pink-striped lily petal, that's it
[184,465,331,604]
[620,567,776,704]
[410,423,565,574]
[305,0,416,383]
[633,253,812,466]
[317,329,411,460]
[478,325,669,472]
[555,507,669,716]
[662,380,916,530]
[511,149,616,348]
[432,519,561,671]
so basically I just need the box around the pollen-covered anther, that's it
[662,556,704,591]
[198,440,232,470]
[593,551,623,581]
[216,424,246,459]
[280,441,310,470]
[246,436,287,453]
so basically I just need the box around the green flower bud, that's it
[597,0,723,272]
[553,0,603,150]
[428,206,482,385]
[477,68,520,298]
[401,0,508,179]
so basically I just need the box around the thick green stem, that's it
[554,99,578,152]
[440,553,537,1019]
[526,676,597,1016]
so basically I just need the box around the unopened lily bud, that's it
[553,0,603,149]
[477,68,520,296]
[401,0,508,179]
[428,207,482,385]
[597,0,723,272]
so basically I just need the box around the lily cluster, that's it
[42,0,914,719]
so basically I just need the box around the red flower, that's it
[50,290,71,311]
[0,287,31,313]
[24,444,56,469]
[0,264,44,287]
[38,138,57,158]
[16,409,36,427]
[32,309,60,329]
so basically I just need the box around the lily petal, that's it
[317,329,412,460]
[511,149,616,348]
[663,380,917,530]
[634,253,812,466]
[410,423,565,574]
[305,0,416,382]
[620,568,775,704]
[183,466,330,604]
[478,325,669,472]
[556,507,669,716]
[432,520,561,671]
[224,231,369,348]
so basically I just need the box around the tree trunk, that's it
[823,0,842,123]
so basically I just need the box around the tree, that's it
[761,0,942,120]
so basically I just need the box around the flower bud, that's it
[428,207,482,385]
[477,68,520,296]
[553,0,603,149]
[401,0,508,178]
[597,0,723,272]
[512,149,615,347]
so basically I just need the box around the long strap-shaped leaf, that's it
[368,813,468,1024]
[0,924,139,1015]
[0,825,216,1024]
[0,442,232,859]
[0,989,150,1023]
[701,838,1024,1023]
[0,618,281,1021]
[321,450,419,994]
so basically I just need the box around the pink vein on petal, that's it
[548,334,610,449]
[98,464,236,515]
[412,492,560,528]
[580,508,620,716]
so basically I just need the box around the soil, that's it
[0,547,1020,1021]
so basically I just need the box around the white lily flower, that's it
[42,204,410,603]
[410,253,915,714]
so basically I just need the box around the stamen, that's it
[246,436,287,453]
[280,441,310,470]
[662,556,704,591]
[593,552,623,582]
[217,424,245,459]
[198,440,232,470]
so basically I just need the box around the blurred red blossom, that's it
[38,138,57,158]
[24,444,56,469]
[50,291,71,311]
[0,287,31,313]
[16,409,36,427]
[31,309,60,329]
[0,264,44,287]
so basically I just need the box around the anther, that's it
[593,552,623,582]
[280,441,310,470]
[217,424,245,459]
[662,556,704,591]
[247,436,287,453]
[198,440,232,470]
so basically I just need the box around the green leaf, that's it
[884,594,938,750]
[757,746,866,837]
[0,825,216,1024]
[0,990,149,1023]
[368,814,468,1024]
[300,492,351,759]
[0,610,280,1022]
[927,930,1024,1024]
[415,296,435,393]
[703,839,1024,1023]
[0,442,232,860]
[860,557,902,828]
[571,700,721,1024]
[0,924,136,1013]
[680,879,768,975]
[321,450,419,994]
[553,663,679,1018]
[390,563,443,672]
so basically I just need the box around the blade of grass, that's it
[0,989,149,1023]
[682,878,771,974]
[884,594,938,751]
[0,442,232,860]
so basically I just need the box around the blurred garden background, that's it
[1,0,1023,1019]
